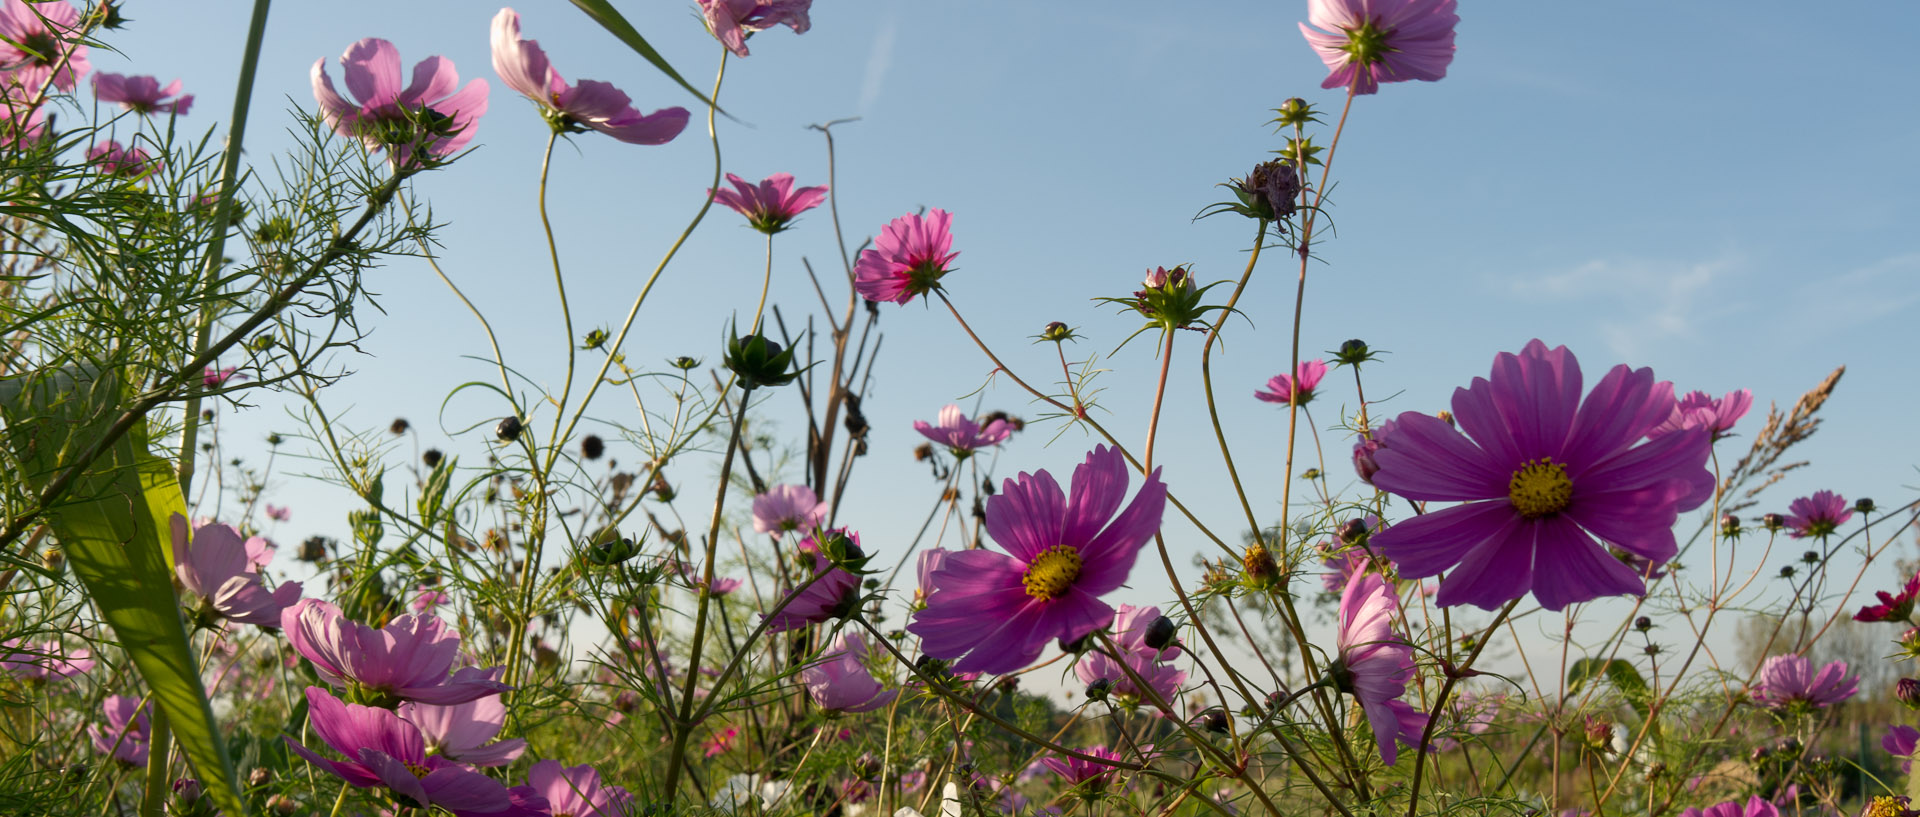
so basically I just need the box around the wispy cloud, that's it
[1501,252,1745,360]
[857,15,898,116]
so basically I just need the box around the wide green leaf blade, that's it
[0,367,250,817]
[568,0,724,113]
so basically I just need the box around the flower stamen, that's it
[1508,457,1572,518]
[1022,545,1083,600]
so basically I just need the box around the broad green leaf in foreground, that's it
[0,367,249,817]
[569,0,725,114]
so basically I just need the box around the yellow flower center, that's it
[405,761,432,778]
[1022,545,1083,600]
[1508,457,1573,518]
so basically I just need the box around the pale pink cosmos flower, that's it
[1074,604,1186,703]
[1649,389,1752,440]
[802,631,897,714]
[288,687,542,814]
[1678,796,1780,817]
[1785,490,1852,539]
[92,73,193,115]
[312,38,489,168]
[703,725,739,757]
[0,97,47,147]
[87,140,160,179]
[763,548,862,634]
[170,514,303,628]
[697,0,813,57]
[201,366,242,388]
[710,172,827,234]
[854,209,959,305]
[1334,572,1427,765]
[751,484,826,535]
[89,695,151,766]
[0,0,90,94]
[0,638,93,681]
[281,598,510,705]
[1749,654,1858,711]
[491,8,689,145]
[914,404,1012,458]
[397,694,526,767]
[706,577,742,596]
[263,504,290,522]
[1299,0,1458,96]
[1255,359,1328,406]
[412,587,449,614]
[527,760,631,817]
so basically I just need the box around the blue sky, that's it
[80,1,1920,697]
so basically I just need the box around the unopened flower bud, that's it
[1142,266,1168,288]
[1762,513,1785,531]
[40,548,64,574]
[1199,708,1230,734]
[422,448,444,468]
[582,434,606,460]
[389,418,410,435]
[1041,321,1075,342]
[1241,544,1279,590]
[723,329,800,389]
[1720,514,1740,535]
[1300,468,1322,480]
[1801,550,1820,565]
[670,355,700,370]
[266,433,283,446]
[1634,616,1652,632]
[1143,615,1178,651]
[1271,97,1318,129]
[1779,566,1796,579]
[248,768,272,787]
[1899,678,1920,710]
[1856,497,1877,514]
[1058,632,1093,655]
[1339,518,1369,544]
[495,416,523,442]
[1085,678,1113,702]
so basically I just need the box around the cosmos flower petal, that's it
[1372,501,1516,579]
[984,468,1067,563]
[1370,413,1507,501]
[1061,446,1129,549]
[1430,518,1534,610]
[1529,516,1645,610]
[340,38,403,109]
[1562,363,1667,467]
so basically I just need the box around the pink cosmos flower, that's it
[1255,359,1328,406]
[1649,389,1752,440]
[1885,725,1920,774]
[1367,340,1715,611]
[0,0,90,94]
[89,695,151,766]
[312,38,489,168]
[0,96,46,147]
[87,140,160,179]
[697,0,813,57]
[1431,692,1499,751]
[264,504,290,522]
[1785,490,1852,539]
[1678,796,1781,817]
[92,73,193,115]
[288,687,544,816]
[1749,654,1858,711]
[491,9,689,145]
[1298,0,1457,96]
[909,445,1167,675]
[1856,570,1920,623]
[170,514,302,628]
[711,172,827,234]
[853,209,959,305]
[703,725,739,757]
[1335,572,1427,765]
[527,760,632,817]
[1074,604,1186,703]
[763,551,862,634]
[706,576,743,596]
[802,631,898,714]
[202,366,242,388]
[1320,545,1371,593]
[397,695,525,767]
[412,587,450,614]
[1040,745,1126,789]
[0,638,93,681]
[913,547,949,607]
[281,598,510,705]
[1350,418,1396,485]
[751,484,826,535]
[914,404,1012,458]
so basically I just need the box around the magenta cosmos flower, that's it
[0,0,89,94]
[1040,745,1126,789]
[0,638,92,681]
[89,695,151,766]
[763,531,864,633]
[1885,725,1920,774]
[1074,604,1185,703]
[853,209,958,306]
[313,38,489,167]
[92,73,192,115]
[87,140,160,180]
[1255,359,1328,406]
[491,9,689,145]
[802,631,897,714]
[697,0,813,57]
[282,598,509,705]
[289,687,544,817]
[397,694,525,767]
[711,172,827,234]
[1650,389,1752,440]
[527,760,632,817]
[914,404,1012,458]
[1857,570,1920,623]
[1367,340,1715,611]
[1679,796,1780,817]
[1299,0,1458,96]
[909,445,1167,675]
[1749,654,1858,711]
[1334,572,1427,765]
[1785,490,1852,539]
[752,483,826,535]
[170,514,302,628]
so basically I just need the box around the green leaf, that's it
[568,0,724,114]
[0,367,250,817]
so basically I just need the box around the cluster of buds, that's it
[1109,265,1229,334]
